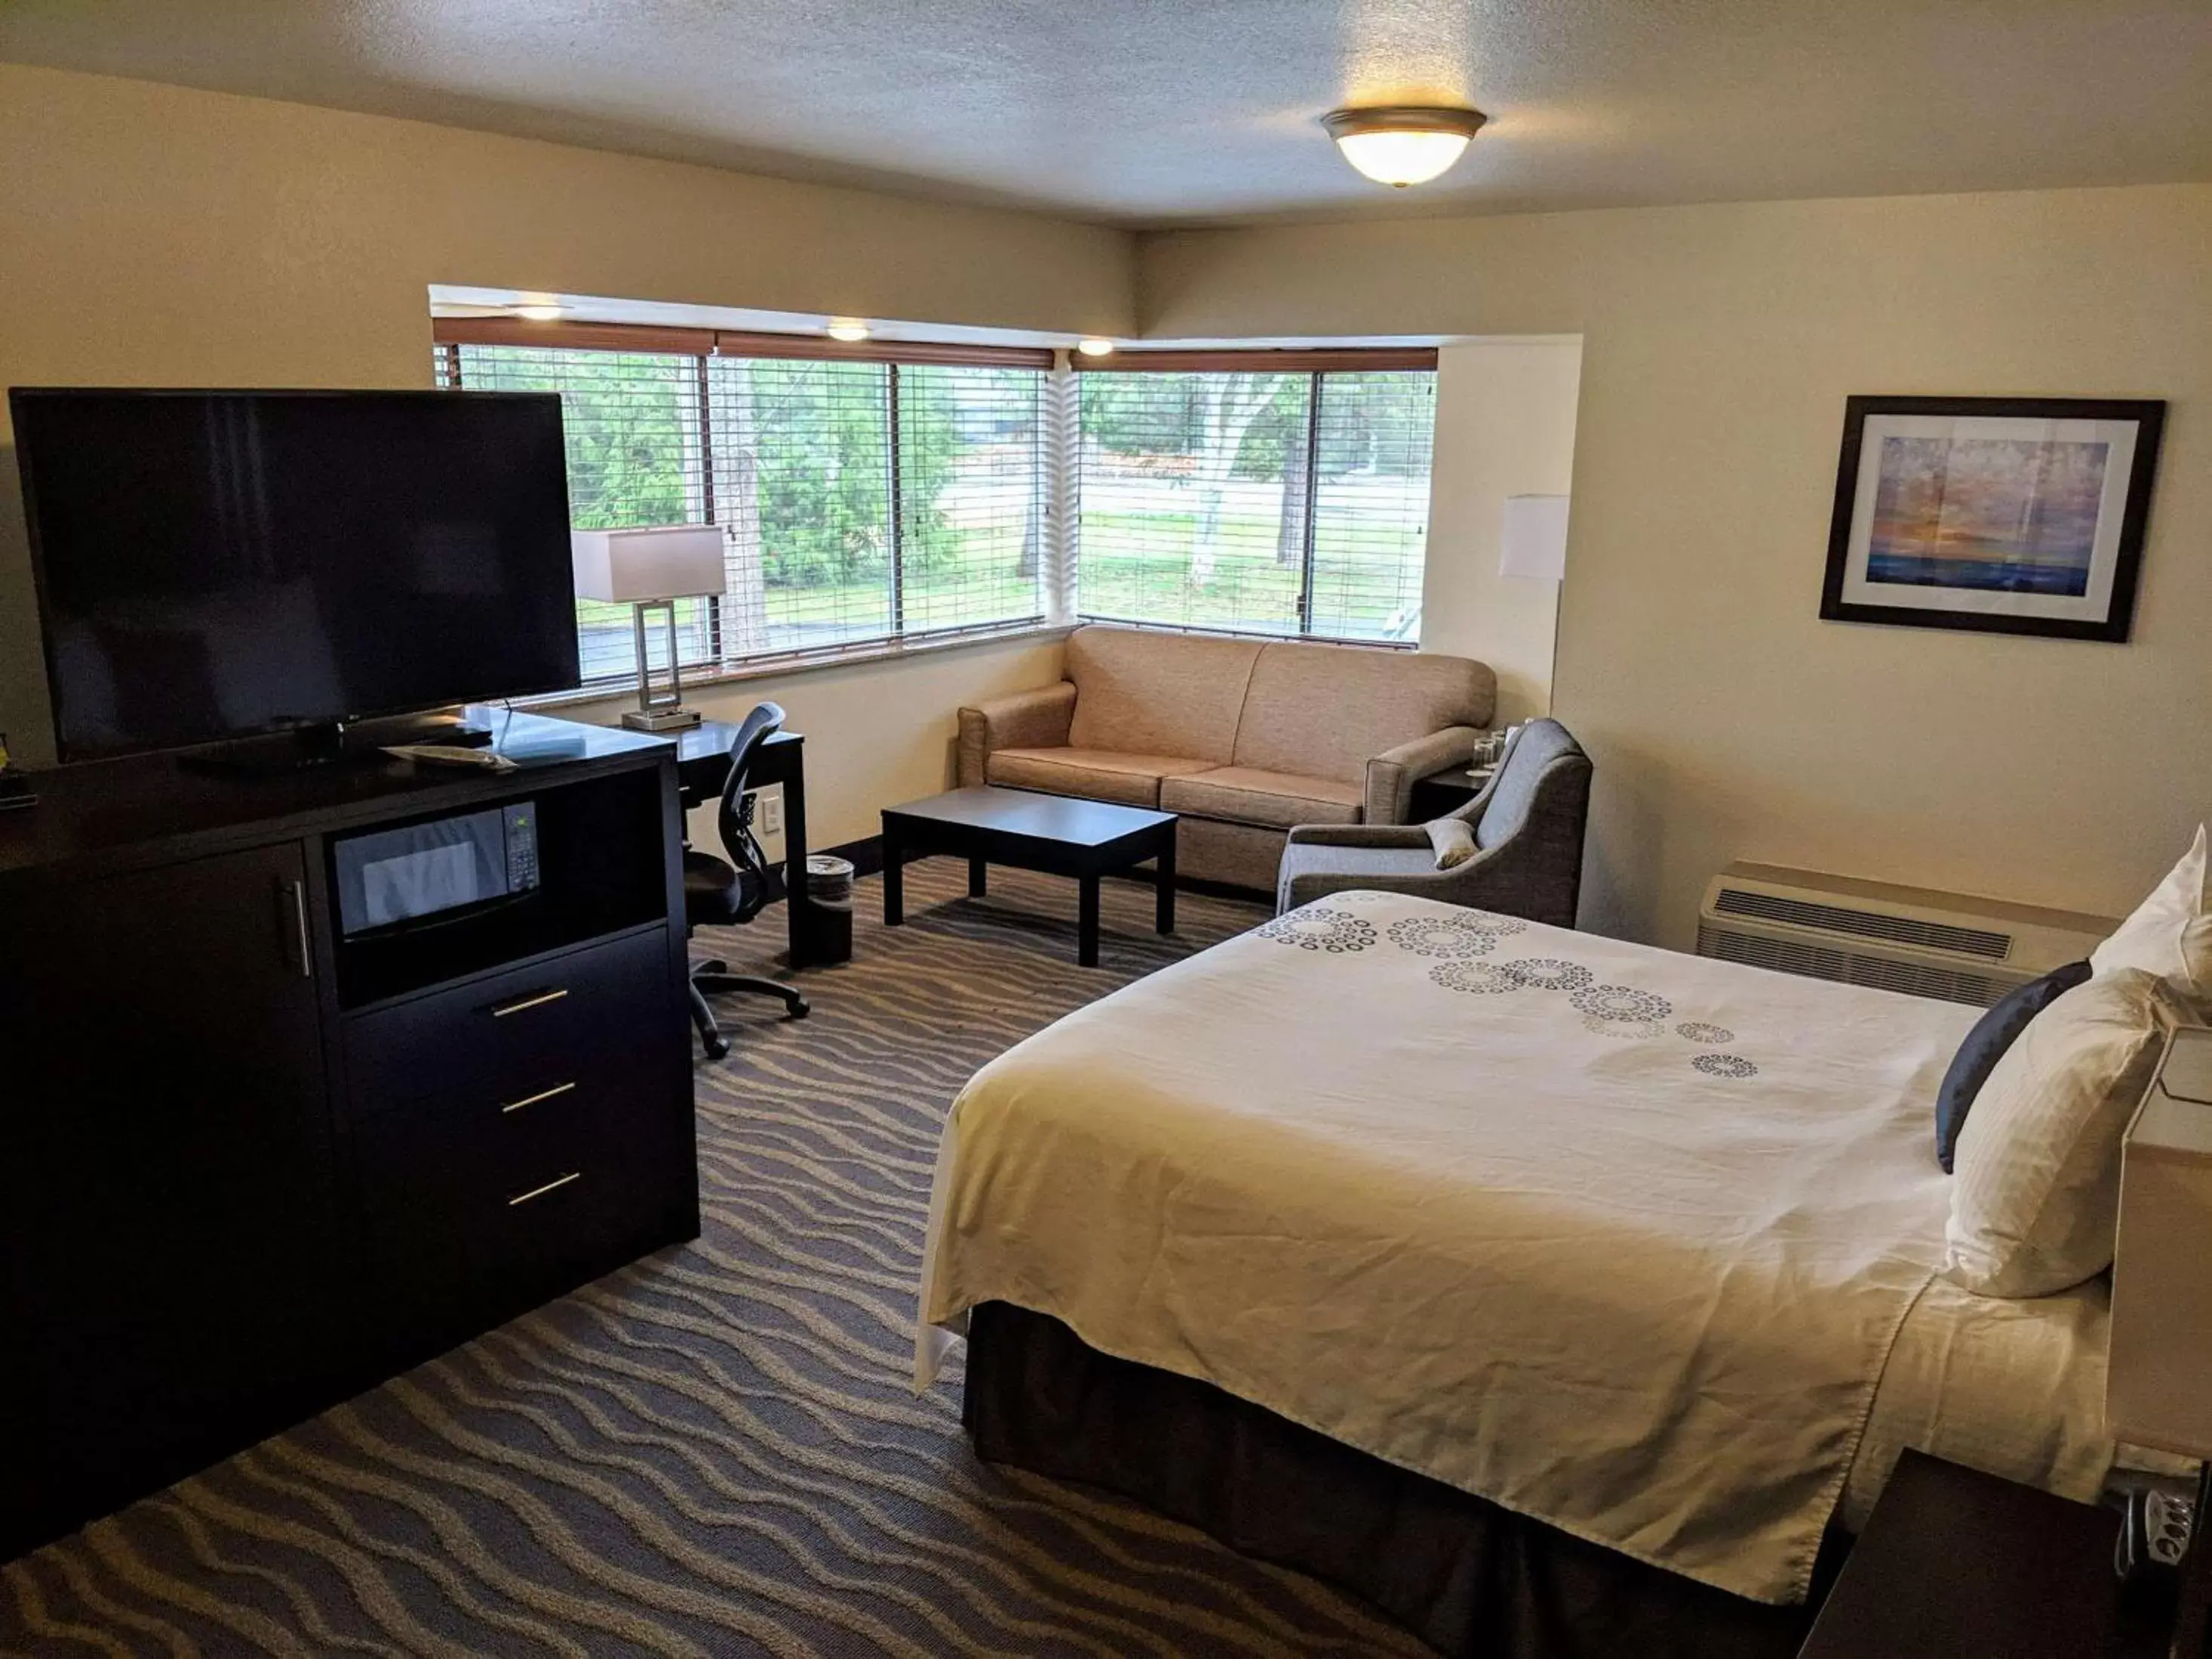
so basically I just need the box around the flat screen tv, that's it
[11,387,582,761]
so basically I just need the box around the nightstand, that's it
[1799,1450,2161,1658]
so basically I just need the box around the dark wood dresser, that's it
[0,714,698,1560]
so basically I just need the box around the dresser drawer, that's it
[343,928,676,1116]
[353,1052,695,1344]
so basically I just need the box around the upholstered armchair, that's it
[1274,719,1593,926]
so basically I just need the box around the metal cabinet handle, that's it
[278,879,312,979]
[490,987,568,1018]
[501,1081,576,1114]
[508,1172,581,1207]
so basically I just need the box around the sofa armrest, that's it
[1284,822,1433,849]
[1364,725,1482,825]
[957,680,1077,785]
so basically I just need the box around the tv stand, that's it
[0,713,696,1561]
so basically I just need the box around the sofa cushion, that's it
[1065,625,1263,762]
[1233,641,1495,785]
[987,746,1213,808]
[1160,766,1364,831]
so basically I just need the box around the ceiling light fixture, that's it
[826,318,871,343]
[1076,339,1115,358]
[1322,105,1488,187]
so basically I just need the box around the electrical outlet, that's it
[757,791,784,835]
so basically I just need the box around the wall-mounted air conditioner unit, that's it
[1696,862,2118,1008]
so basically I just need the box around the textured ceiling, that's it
[4,1,2208,226]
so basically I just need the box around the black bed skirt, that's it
[962,1301,1845,1658]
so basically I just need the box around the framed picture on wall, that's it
[1820,395,2166,642]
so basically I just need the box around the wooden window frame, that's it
[1068,346,1438,374]
[430,315,1052,370]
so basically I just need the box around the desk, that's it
[671,723,828,968]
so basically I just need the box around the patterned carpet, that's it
[1,860,1429,1658]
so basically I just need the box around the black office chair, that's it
[686,701,810,1060]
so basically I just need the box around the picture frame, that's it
[1820,395,2166,642]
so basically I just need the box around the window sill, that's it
[519,619,1075,714]
[1074,613,1418,650]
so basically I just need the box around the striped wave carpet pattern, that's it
[2,860,1428,1658]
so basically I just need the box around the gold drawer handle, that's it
[508,1172,581,1207]
[490,987,568,1018]
[501,1081,576,1114]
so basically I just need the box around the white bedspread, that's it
[919,894,1983,1604]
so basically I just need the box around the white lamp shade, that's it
[2107,1028,2212,1457]
[1333,130,1472,187]
[570,525,726,603]
[1500,495,1571,582]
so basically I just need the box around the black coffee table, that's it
[880,787,1178,966]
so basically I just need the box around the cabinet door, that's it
[0,841,340,1550]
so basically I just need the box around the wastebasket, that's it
[804,854,855,963]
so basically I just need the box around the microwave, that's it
[331,801,542,939]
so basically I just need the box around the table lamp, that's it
[2107,1024,2212,1657]
[570,525,726,732]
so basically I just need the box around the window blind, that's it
[708,355,892,656]
[435,322,1050,684]
[897,365,1046,636]
[450,342,715,684]
[434,321,1433,677]
[1304,372,1436,641]
[1074,361,1436,644]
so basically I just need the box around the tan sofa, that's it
[956,625,1496,890]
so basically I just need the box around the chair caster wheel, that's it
[704,1034,732,1060]
[787,997,810,1018]
[696,958,727,975]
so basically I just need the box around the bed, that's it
[917,893,2120,1655]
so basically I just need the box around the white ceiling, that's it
[5,0,2208,227]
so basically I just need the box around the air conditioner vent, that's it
[1697,863,2115,1008]
[1697,925,2007,1006]
[1712,886,2011,960]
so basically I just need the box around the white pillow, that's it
[2091,825,2212,1009]
[1943,968,2172,1298]
[1427,818,1476,869]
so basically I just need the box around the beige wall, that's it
[1142,185,2212,945]
[1423,338,1581,725]
[0,63,1125,775]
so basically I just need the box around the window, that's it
[435,323,1050,684]
[434,323,1437,680]
[1074,352,1436,644]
